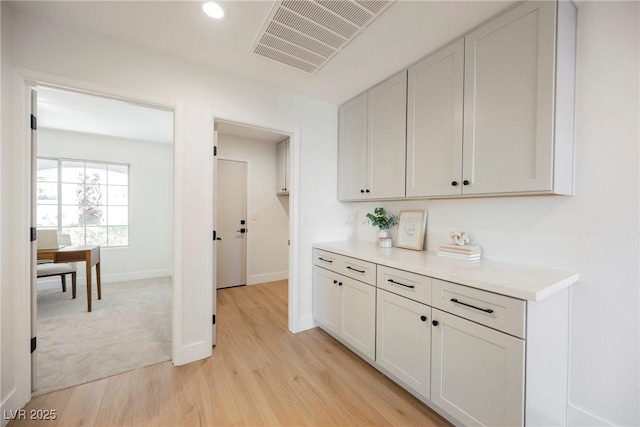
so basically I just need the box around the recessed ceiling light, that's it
[203,2,225,19]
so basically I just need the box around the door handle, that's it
[216,237,222,241]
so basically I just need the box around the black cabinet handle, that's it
[360,189,365,193]
[318,257,332,263]
[432,320,439,326]
[451,181,458,186]
[463,180,469,185]
[365,189,370,193]
[333,280,337,284]
[450,298,494,313]
[338,282,343,286]
[420,315,427,322]
[387,279,415,289]
[346,266,365,273]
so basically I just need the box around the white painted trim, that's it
[8,70,36,418]
[180,340,211,365]
[37,269,172,288]
[567,404,614,426]
[1,387,19,427]
[248,270,288,285]
[210,113,299,333]
[297,314,317,332]
[10,69,185,401]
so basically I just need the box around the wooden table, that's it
[37,245,101,312]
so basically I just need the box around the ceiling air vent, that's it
[251,0,395,74]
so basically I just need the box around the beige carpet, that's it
[35,277,172,396]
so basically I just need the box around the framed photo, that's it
[396,210,427,251]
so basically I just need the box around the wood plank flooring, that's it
[10,280,450,426]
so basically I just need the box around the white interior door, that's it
[216,159,247,289]
[30,87,38,391]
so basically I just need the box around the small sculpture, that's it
[450,231,470,246]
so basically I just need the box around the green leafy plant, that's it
[365,207,398,231]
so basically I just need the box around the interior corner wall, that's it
[350,2,640,425]
[5,1,349,380]
[0,2,19,423]
[37,128,173,284]
[217,133,289,285]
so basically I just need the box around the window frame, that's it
[36,156,130,247]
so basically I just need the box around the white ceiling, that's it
[9,0,513,105]
[37,86,174,143]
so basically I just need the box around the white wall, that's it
[217,133,289,285]
[38,128,173,284]
[1,2,350,417]
[351,2,639,425]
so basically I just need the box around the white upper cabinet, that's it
[462,1,575,195]
[407,39,464,198]
[276,138,289,195]
[339,0,576,200]
[338,93,368,200]
[367,72,407,199]
[338,72,407,201]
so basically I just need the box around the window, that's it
[36,157,129,247]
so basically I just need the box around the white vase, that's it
[377,230,392,248]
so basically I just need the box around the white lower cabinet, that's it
[340,276,376,359]
[312,266,340,335]
[431,308,525,426]
[312,265,376,360]
[376,289,431,399]
[312,245,575,426]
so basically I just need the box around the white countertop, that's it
[313,241,579,302]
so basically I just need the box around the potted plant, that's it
[365,207,398,247]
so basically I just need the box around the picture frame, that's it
[396,210,427,251]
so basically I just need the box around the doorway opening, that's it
[214,119,292,338]
[31,85,174,396]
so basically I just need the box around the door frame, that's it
[215,157,249,289]
[212,115,300,333]
[8,68,183,410]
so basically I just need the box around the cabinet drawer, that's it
[432,279,526,338]
[313,249,376,286]
[377,266,432,305]
[313,249,340,273]
[339,255,376,286]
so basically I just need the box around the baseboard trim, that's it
[247,270,288,285]
[1,387,28,427]
[176,340,212,366]
[37,269,172,289]
[567,403,614,426]
[295,314,316,332]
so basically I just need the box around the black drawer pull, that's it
[450,298,494,314]
[388,279,415,289]
[346,266,365,274]
[318,257,333,263]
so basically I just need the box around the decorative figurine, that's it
[450,231,470,246]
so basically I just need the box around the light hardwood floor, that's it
[10,280,450,426]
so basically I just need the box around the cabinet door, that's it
[339,277,376,360]
[376,289,431,399]
[407,39,464,197]
[338,93,368,200]
[463,1,556,194]
[368,71,407,199]
[431,309,525,426]
[312,267,340,335]
[276,139,288,195]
